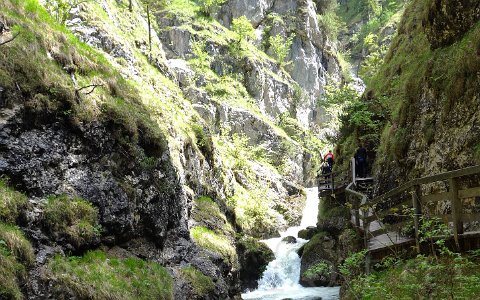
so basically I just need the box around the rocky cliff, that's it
[0,0,342,298]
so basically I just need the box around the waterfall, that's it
[242,188,340,300]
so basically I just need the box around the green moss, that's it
[190,226,236,264]
[42,195,101,248]
[192,196,234,235]
[48,250,174,300]
[0,178,30,225]
[303,232,328,255]
[180,266,215,296]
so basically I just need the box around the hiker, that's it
[354,144,367,178]
[324,150,334,169]
[321,161,332,188]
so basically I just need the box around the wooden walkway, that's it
[342,163,480,267]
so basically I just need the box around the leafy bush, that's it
[232,16,255,42]
[0,178,30,225]
[344,255,480,300]
[48,250,174,299]
[303,261,332,279]
[196,0,225,16]
[269,34,294,66]
[180,266,215,296]
[317,7,345,40]
[42,195,101,248]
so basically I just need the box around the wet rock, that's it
[237,235,275,291]
[282,236,297,244]
[298,226,318,240]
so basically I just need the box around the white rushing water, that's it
[242,187,340,300]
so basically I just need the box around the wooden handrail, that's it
[363,165,480,209]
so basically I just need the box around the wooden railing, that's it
[347,165,480,253]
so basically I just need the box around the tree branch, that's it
[0,32,20,46]
[76,84,103,95]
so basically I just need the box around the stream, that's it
[242,187,340,300]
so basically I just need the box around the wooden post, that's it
[351,157,356,186]
[412,185,422,254]
[450,178,463,250]
[353,196,361,228]
[331,172,335,191]
[362,206,370,274]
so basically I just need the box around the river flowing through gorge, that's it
[242,187,340,300]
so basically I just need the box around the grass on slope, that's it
[0,223,34,300]
[0,178,30,225]
[48,250,174,300]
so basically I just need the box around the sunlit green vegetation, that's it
[48,250,174,299]
[0,224,34,300]
[190,226,237,264]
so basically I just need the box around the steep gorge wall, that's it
[0,0,342,298]
[370,0,480,193]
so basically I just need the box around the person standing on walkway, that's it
[324,150,334,169]
[354,144,367,178]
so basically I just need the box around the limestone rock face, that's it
[219,0,342,128]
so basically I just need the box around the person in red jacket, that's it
[324,150,334,169]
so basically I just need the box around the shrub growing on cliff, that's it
[196,0,225,16]
[42,195,101,248]
[269,34,294,66]
[0,178,30,225]
[48,250,174,299]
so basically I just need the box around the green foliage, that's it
[48,250,174,299]
[180,266,215,296]
[231,16,255,42]
[196,0,225,16]
[42,195,101,248]
[190,226,237,264]
[0,178,30,224]
[304,261,331,279]
[339,249,368,280]
[317,1,345,41]
[269,34,294,66]
[344,255,480,300]
[190,40,212,72]
[0,223,34,300]
[44,0,91,24]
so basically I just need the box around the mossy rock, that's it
[41,195,101,250]
[423,0,480,49]
[191,196,233,236]
[300,232,337,287]
[236,235,274,291]
[298,226,318,240]
[180,266,215,298]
